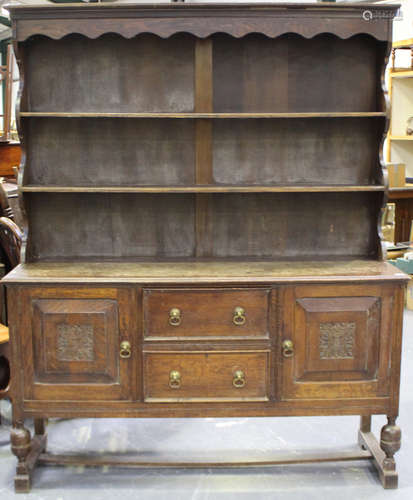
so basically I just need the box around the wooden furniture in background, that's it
[0,322,10,423]
[387,38,413,242]
[387,37,413,172]
[0,178,15,221]
[387,163,405,188]
[0,43,21,177]
[0,142,21,178]
[388,186,413,242]
[0,217,22,272]
[3,2,408,493]
[0,44,14,143]
[0,43,21,178]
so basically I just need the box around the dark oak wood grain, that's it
[26,193,196,260]
[144,351,270,402]
[208,192,381,259]
[19,286,139,402]
[2,260,408,285]
[3,2,406,493]
[26,118,196,186]
[212,118,384,186]
[143,288,270,339]
[213,34,385,113]
[25,34,195,113]
[20,112,387,118]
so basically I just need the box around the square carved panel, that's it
[32,298,119,384]
[319,321,355,360]
[295,296,381,383]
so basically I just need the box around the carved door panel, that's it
[17,287,138,401]
[282,284,395,400]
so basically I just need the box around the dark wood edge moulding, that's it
[6,3,399,42]
[3,261,409,285]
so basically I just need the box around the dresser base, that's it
[11,416,400,493]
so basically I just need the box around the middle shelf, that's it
[22,116,385,187]
[21,185,386,193]
[19,112,387,119]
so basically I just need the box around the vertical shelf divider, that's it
[195,38,213,257]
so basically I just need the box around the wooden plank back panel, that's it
[213,33,384,113]
[209,192,381,259]
[213,33,288,113]
[26,118,195,186]
[25,33,195,113]
[26,193,196,260]
[25,192,380,261]
[212,118,383,186]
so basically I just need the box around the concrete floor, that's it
[0,311,412,499]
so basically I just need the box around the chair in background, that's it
[0,216,22,272]
[0,216,22,423]
[0,178,15,221]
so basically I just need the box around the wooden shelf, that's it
[21,185,386,194]
[390,70,413,79]
[388,136,413,141]
[393,38,413,49]
[19,112,387,119]
[388,185,413,199]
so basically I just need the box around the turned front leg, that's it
[380,417,401,472]
[11,418,47,493]
[358,415,401,488]
[11,421,32,493]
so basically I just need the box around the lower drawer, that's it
[144,351,270,402]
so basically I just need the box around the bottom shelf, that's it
[3,260,407,284]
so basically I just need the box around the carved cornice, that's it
[6,3,399,42]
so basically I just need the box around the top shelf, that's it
[390,70,413,79]
[19,112,386,119]
[393,38,413,50]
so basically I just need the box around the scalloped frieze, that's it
[10,5,396,42]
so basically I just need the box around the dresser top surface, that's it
[5,3,400,13]
[2,260,408,285]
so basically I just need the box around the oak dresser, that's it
[3,2,408,493]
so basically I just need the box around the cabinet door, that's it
[282,284,396,400]
[15,287,137,402]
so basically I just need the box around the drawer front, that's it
[15,287,137,402]
[143,288,270,339]
[144,351,270,402]
[281,284,395,400]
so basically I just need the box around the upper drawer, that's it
[143,288,270,339]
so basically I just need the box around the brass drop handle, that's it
[169,308,182,326]
[169,370,181,389]
[119,341,131,359]
[233,306,246,326]
[233,370,246,388]
[282,339,294,358]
